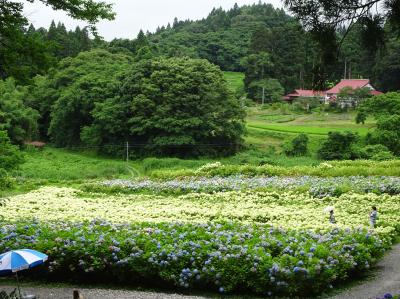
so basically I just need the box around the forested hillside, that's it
[3,2,400,94]
[108,2,400,94]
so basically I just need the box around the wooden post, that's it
[126,141,129,162]
[262,87,265,106]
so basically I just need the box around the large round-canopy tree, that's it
[84,57,246,157]
[31,49,132,146]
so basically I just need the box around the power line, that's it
[49,143,244,150]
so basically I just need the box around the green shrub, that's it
[372,151,394,161]
[292,97,320,113]
[242,98,256,107]
[318,132,358,160]
[0,169,14,190]
[0,131,24,171]
[366,115,400,156]
[284,133,309,156]
[142,157,206,174]
[356,144,394,160]
[356,110,367,124]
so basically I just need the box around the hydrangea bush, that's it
[0,221,388,297]
[97,176,400,197]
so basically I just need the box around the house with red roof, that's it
[283,79,382,107]
[283,89,325,103]
[325,79,383,108]
[325,79,382,99]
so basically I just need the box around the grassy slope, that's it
[16,148,130,181]
[223,71,245,92]
[246,106,375,136]
[245,106,375,155]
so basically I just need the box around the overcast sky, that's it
[22,0,283,41]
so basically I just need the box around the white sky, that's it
[22,0,283,41]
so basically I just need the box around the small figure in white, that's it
[369,206,378,228]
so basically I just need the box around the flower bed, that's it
[0,220,388,297]
[0,187,400,238]
[1,186,399,296]
[2,187,399,239]
[96,176,400,197]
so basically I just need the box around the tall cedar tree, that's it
[0,0,113,83]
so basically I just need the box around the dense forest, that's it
[1,1,400,156]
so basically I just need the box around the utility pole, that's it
[344,58,347,79]
[262,87,265,106]
[126,141,129,162]
[349,62,352,79]
[299,70,303,89]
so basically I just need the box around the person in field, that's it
[324,206,336,224]
[370,206,378,228]
[329,209,336,224]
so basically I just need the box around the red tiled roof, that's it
[294,89,315,97]
[326,79,370,94]
[285,89,324,98]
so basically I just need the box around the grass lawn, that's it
[16,148,131,181]
[243,106,376,160]
[223,71,245,93]
[247,122,371,136]
[246,106,375,136]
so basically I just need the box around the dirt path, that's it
[329,243,400,299]
[0,286,211,299]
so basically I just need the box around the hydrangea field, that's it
[99,175,400,197]
[2,187,400,236]
[1,175,399,297]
